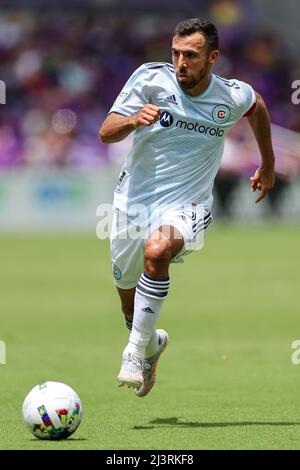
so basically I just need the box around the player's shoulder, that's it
[127,62,175,88]
[144,62,175,73]
[132,62,175,79]
[213,74,255,105]
[214,74,253,92]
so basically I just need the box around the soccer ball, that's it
[22,381,82,440]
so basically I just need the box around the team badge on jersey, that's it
[159,111,174,127]
[212,105,231,124]
[112,262,122,280]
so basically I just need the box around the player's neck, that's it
[185,73,212,97]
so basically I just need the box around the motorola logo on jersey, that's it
[159,111,174,127]
[175,120,224,137]
[159,111,224,137]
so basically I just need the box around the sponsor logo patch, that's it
[160,111,174,127]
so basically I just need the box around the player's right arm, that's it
[99,104,160,144]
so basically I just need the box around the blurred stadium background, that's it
[0,0,300,230]
[1,0,300,450]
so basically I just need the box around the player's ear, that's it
[209,50,219,64]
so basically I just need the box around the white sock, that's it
[145,329,160,358]
[124,317,160,357]
[126,273,170,359]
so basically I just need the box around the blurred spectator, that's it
[0,7,299,181]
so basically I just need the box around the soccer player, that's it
[99,18,275,397]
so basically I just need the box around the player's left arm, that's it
[247,92,275,203]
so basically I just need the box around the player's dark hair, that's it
[173,18,219,52]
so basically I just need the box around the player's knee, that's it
[144,238,173,266]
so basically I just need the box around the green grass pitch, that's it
[0,224,300,450]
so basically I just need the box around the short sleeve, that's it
[109,65,149,117]
[241,82,257,117]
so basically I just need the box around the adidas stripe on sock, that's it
[127,273,170,356]
[136,273,170,300]
[124,318,132,330]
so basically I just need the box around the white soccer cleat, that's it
[135,329,169,398]
[117,351,143,390]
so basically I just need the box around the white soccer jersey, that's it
[109,62,256,215]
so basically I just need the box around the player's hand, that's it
[132,104,160,128]
[250,166,275,203]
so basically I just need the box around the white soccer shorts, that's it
[110,204,212,289]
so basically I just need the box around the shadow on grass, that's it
[29,438,88,442]
[133,417,300,430]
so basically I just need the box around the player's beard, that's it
[176,61,210,91]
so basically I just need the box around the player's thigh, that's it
[153,204,213,262]
[110,212,144,289]
[146,225,184,260]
